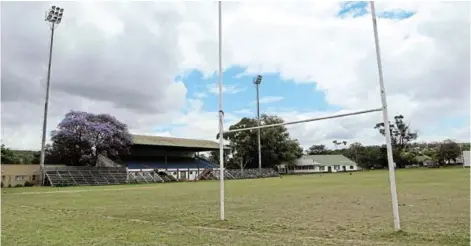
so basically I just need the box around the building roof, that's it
[292,155,357,166]
[132,134,224,150]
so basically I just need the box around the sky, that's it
[1,1,470,151]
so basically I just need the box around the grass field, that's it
[1,168,469,246]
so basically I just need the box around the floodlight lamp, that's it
[254,75,262,84]
[60,8,64,12]
[52,6,56,10]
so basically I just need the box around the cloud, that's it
[206,83,246,95]
[234,109,252,115]
[194,92,207,98]
[255,96,284,104]
[1,1,469,152]
[1,2,189,149]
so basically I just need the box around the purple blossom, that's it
[51,110,132,166]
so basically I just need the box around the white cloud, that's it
[194,92,207,98]
[256,96,284,104]
[234,109,252,115]
[1,1,469,152]
[206,83,246,95]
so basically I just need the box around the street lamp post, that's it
[254,75,263,170]
[40,6,64,186]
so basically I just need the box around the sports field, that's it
[2,168,469,246]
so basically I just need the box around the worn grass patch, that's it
[2,168,469,245]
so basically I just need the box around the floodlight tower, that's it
[254,75,263,170]
[40,6,64,185]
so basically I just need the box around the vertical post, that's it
[40,22,55,186]
[217,1,225,221]
[370,1,401,231]
[256,82,262,170]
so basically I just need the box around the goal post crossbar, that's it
[224,107,383,134]
[216,1,400,231]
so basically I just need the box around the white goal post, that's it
[216,1,401,231]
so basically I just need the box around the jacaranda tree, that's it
[51,111,133,166]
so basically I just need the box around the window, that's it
[319,166,325,171]
[189,171,193,174]
[350,166,354,169]
[32,175,37,181]
[15,175,25,181]
[1,175,5,181]
[173,172,177,175]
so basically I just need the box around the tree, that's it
[50,111,133,166]
[219,114,303,169]
[374,115,418,168]
[1,144,18,164]
[232,147,252,174]
[307,144,328,155]
[333,140,347,150]
[208,147,231,166]
[31,151,40,164]
[436,140,462,165]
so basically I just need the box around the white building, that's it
[278,155,359,174]
[463,151,470,167]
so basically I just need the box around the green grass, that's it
[2,168,469,246]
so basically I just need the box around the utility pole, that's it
[40,6,64,186]
[254,75,263,170]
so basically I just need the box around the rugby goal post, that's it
[216,1,401,231]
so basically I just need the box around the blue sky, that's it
[182,67,341,117]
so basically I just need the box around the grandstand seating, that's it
[44,166,128,186]
[199,168,280,180]
[45,166,178,186]
[44,165,279,187]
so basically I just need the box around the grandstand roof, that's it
[132,134,225,151]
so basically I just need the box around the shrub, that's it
[14,184,23,188]
[8,184,11,188]
[24,181,34,187]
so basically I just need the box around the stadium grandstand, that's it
[125,135,225,181]
[41,134,279,187]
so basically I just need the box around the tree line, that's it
[2,111,469,169]
[208,114,470,169]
